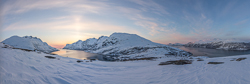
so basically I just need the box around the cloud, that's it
[135,21,172,36]
[117,5,173,36]
[1,0,173,37]
[3,15,140,34]
[183,12,215,39]
[234,19,248,25]
[220,1,237,16]
[0,0,109,16]
[5,0,240,45]
[2,20,70,31]
[201,13,206,19]
[129,0,169,15]
[168,33,197,43]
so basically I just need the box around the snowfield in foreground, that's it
[1,43,250,84]
[1,36,58,53]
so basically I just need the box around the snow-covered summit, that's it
[64,33,192,60]
[108,32,155,46]
[1,35,58,53]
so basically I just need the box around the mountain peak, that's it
[2,35,58,53]
[110,32,139,38]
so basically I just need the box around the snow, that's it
[64,33,191,59]
[1,36,58,53]
[1,43,250,84]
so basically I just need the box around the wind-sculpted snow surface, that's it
[1,36,58,53]
[1,43,250,84]
[64,33,192,60]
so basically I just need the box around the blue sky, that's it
[0,0,250,48]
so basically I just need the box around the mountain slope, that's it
[64,33,192,60]
[1,36,58,53]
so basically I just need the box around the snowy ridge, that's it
[1,36,58,53]
[185,38,250,50]
[64,33,192,59]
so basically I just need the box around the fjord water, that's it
[173,46,250,57]
[51,49,104,60]
[52,46,250,60]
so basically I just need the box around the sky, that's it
[0,0,250,48]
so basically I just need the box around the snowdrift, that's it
[1,43,250,84]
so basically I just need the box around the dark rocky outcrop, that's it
[45,56,56,59]
[230,57,247,61]
[197,58,204,61]
[50,53,57,55]
[159,60,193,65]
[207,62,224,64]
[77,60,83,63]
[120,57,158,61]
[89,59,96,62]
[236,57,247,61]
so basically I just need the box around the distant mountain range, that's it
[193,38,250,44]
[168,43,184,46]
[169,38,250,50]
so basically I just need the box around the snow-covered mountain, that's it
[64,36,109,50]
[1,36,58,53]
[168,43,184,46]
[64,33,192,60]
[185,38,250,50]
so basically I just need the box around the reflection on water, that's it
[51,49,104,60]
[172,46,250,58]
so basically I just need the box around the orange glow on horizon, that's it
[50,44,65,48]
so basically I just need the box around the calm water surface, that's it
[51,49,104,60]
[52,47,250,60]
[172,46,250,58]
